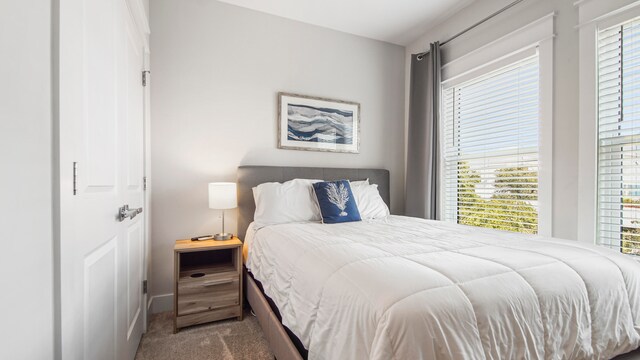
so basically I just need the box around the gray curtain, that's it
[405,42,441,219]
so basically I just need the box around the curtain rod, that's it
[415,0,527,60]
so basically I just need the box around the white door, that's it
[58,0,146,359]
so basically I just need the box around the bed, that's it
[238,165,640,360]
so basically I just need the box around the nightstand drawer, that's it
[177,272,239,316]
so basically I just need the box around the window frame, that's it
[576,0,640,246]
[438,14,554,236]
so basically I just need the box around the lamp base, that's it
[213,233,233,241]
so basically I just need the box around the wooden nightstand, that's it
[173,237,243,333]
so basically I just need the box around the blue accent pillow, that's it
[312,180,361,224]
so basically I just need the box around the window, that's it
[442,54,540,234]
[597,17,640,255]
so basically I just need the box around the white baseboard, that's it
[148,293,173,314]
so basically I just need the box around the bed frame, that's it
[237,165,390,360]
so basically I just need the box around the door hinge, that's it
[142,70,150,87]
[143,176,147,191]
[73,162,78,195]
[143,280,148,294]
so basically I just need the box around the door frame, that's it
[125,0,152,334]
[142,38,151,333]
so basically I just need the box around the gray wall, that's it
[0,0,54,358]
[406,0,580,240]
[150,0,406,306]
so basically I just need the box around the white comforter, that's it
[245,216,640,360]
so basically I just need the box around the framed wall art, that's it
[278,92,360,153]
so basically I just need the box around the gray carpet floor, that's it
[135,310,273,360]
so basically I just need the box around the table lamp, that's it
[208,182,237,240]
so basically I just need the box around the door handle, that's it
[118,205,143,222]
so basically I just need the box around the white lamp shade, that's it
[208,182,237,209]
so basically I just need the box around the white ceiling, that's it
[216,0,475,46]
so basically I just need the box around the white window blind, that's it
[442,54,540,234]
[597,17,640,255]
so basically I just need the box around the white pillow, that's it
[350,179,369,187]
[349,179,370,197]
[252,179,322,225]
[350,182,390,219]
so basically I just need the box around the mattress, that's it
[244,216,640,360]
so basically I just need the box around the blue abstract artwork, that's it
[287,104,353,145]
[278,93,360,153]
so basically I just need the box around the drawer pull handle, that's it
[203,279,234,287]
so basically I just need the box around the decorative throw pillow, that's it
[312,180,361,224]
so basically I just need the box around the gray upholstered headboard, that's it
[236,166,390,240]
